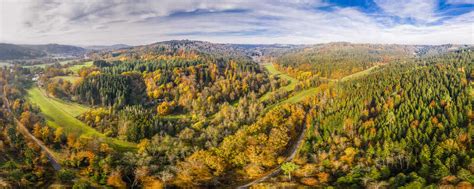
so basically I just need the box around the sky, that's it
[0,0,473,45]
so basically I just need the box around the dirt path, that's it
[2,85,61,171]
[237,120,307,188]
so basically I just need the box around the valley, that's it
[0,41,472,189]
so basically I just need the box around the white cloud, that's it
[373,0,438,23]
[0,0,472,45]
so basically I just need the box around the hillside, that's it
[0,43,85,60]
[274,43,471,79]
[85,44,130,50]
[25,44,86,57]
[0,43,47,60]
[93,40,301,62]
[415,44,472,57]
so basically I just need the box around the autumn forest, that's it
[0,40,471,188]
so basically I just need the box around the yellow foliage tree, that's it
[107,171,127,189]
[33,123,42,138]
[54,127,64,143]
[157,101,176,116]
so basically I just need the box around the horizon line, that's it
[2,39,473,47]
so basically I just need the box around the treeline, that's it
[275,43,414,79]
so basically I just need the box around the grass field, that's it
[262,63,383,111]
[49,61,92,83]
[265,85,324,112]
[277,65,380,106]
[68,61,93,73]
[280,65,380,104]
[340,65,379,81]
[27,87,136,151]
[22,64,52,68]
[261,63,323,105]
[282,87,321,104]
[259,64,298,101]
[264,64,298,90]
[22,60,73,69]
[51,75,80,83]
[259,63,327,111]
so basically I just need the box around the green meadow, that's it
[259,64,298,101]
[27,87,136,151]
[68,61,93,73]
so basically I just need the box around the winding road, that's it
[2,85,61,171]
[237,119,307,188]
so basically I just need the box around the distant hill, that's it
[146,40,303,58]
[93,40,302,62]
[92,40,250,61]
[414,44,472,57]
[0,43,86,60]
[85,44,130,51]
[274,42,472,79]
[25,44,86,57]
[276,42,472,60]
[0,43,47,60]
[142,40,258,58]
[90,40,472,64]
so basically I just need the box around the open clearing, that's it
[22,60,74,69]
[50,61,93,83]
[259,64,298,101]
[27,87,135,151]
[51,75,81,83]
[264,64,380,112]
[262,63,322,105]
[340,65,379,81]
[261,63,323,111]
[282,86,321,104]
[264,63,298,91]
[68,61,93,73]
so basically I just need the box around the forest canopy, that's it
[0,41,472,188]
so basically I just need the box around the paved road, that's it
[237,121,307,188]
[2,86,61,170]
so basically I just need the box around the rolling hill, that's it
[0,43,47,60]
[0,43,86,60]
[85,44,130,50]
[25,44,86,57]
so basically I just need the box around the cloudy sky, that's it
[0,0,473,45]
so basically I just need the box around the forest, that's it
[0,41,472,188]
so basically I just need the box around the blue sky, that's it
[0,0,472,45]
